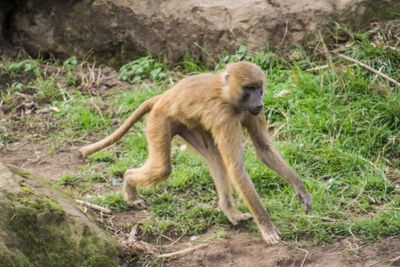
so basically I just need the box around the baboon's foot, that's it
[260,225,281,245]
[122,181,147,210]
[224,209,253,225]
[131,198,147,210]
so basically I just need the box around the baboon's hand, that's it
[295,189,312,213]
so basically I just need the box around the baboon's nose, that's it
[250,104,263,115]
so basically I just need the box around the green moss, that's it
[2,196,117,266]
[7,165,32,179]
[43,195,63,212]
[21,187,34,195]
[30,198,45,210]
[86,255,118,267]
[0,166,118,266]
[15,197,29,204]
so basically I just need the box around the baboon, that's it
[80,61,312,245]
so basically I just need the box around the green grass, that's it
[90,192,130,211]
[58,174,83,187]
[1,23,399,245]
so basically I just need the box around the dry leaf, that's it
[274,89,292,98]
[49,106,60,112]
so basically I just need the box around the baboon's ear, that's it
[223,71,230,85]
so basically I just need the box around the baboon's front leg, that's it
[245,114,312,213]
[203,141,253,225]
[179,129,252,225]
[214,121,280,245]
[205,152,253,225]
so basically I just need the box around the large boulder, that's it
[0,1,16,55]
[0,163,119,266]
[6,0,400,66]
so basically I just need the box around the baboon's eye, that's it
[244,84,261,91]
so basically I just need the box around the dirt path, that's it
[0,142,84,182]
[163,233,400,267]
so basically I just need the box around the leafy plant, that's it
[8,60,41,76]
[63,57,78,70]
[119,56,167,83]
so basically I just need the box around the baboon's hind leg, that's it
[179,129,252,225]
[123,116,172,209]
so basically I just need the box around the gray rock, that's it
[0,163,119,266]
[6,0,400,66]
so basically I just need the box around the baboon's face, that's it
[238,83,264,115]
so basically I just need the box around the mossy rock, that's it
[0,163,119,267]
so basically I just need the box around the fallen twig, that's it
[305,64,329,72]
[337,54,400,87]
[368,258,384,267]
[389,255,400,263]
[122,224,158,254]
[75,199,112,214]
[348,180,367,206]
[296,247,309,267]
[348,223,359,241]
[162,233,185,248]
[280,241,309,267]
[388,234,400,240]
[294,214,338,222]
[157,243,208,258]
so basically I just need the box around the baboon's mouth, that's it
[249,107,262,115]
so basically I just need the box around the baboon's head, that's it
[223,62,266,116]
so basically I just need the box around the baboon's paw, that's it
[260,226,281,245]
[295,189,313,213]
[122,182,147,209]
[129,198,147,210]
[123,190,147,209]
[226,210,253,225]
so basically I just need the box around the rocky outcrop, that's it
[4,0,400,66]
[0,1,16,55]
[0,163,118,266]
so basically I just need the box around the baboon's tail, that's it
[79,95,161,157]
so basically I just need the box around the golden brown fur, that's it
[80,61,312,245]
